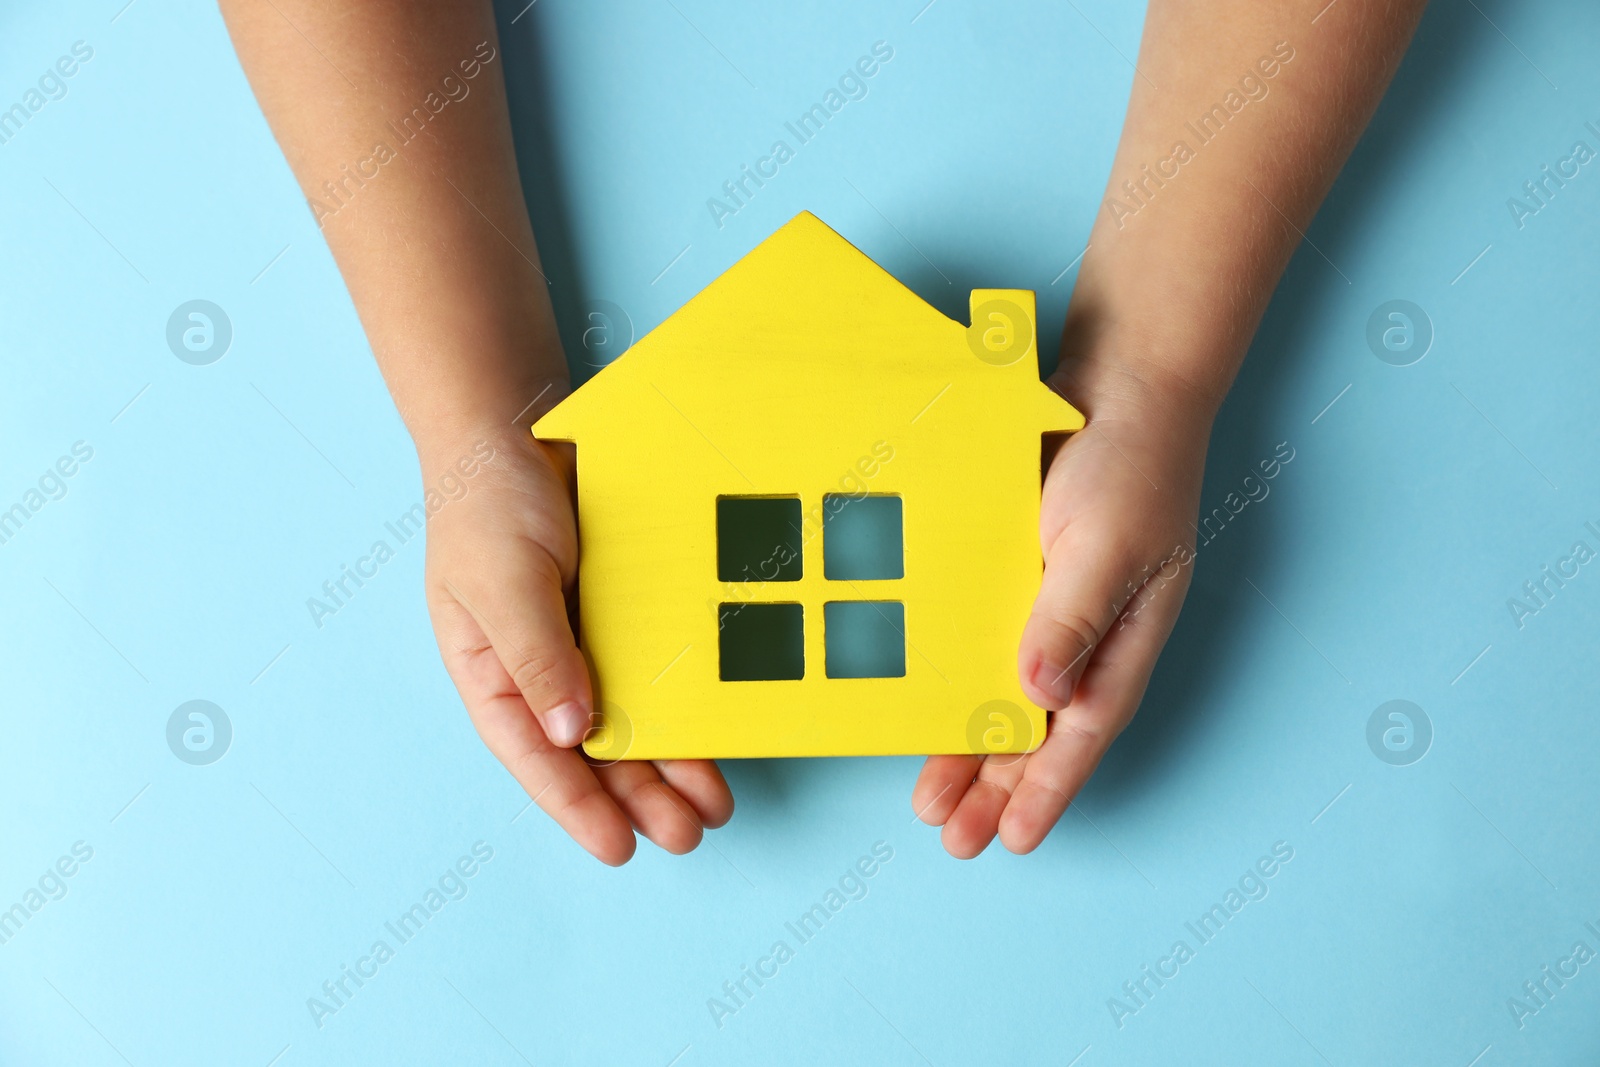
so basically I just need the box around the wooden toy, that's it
[533,212,1083,759]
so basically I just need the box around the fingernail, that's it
[545,701,590,747]
[1031,659,1074,707]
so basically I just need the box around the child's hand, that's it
[221,0,742,867]
[423,428,733,865]
[222,0,1422,866]
[913,371,1208,857]
[910,0,1427,856]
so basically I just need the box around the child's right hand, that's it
[218,0,738,865]
[421,425,734,865]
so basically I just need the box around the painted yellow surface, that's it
[533,212,1083,759]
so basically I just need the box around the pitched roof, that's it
[536,211,1081,440]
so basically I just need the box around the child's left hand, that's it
[911,368,1210,857]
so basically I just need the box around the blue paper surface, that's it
[2,0,1598,1063]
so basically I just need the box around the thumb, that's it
[1018,522,1151,710]
[443,546,593,748]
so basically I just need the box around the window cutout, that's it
[823,495,903,580]
[717,497,802,583]
[719,602,804,681]
[824,601,906,678]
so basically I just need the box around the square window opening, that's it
[719,602,805,681]
[717,496,803,583]
[822,494,903,580]
[824,601,906,679]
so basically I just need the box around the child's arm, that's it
[219,0,731,864]
[915,0,1430,856]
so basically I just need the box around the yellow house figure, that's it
[533,212,1083,760]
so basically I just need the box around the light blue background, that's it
[2,0,1598,1063]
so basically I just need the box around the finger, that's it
[911,755,982,826]
[999,562,1190,855]
[1017,516,1151,711]
[595,762,706,855]
[482,693,637,865]
[432,596,635,865]
[444,543,592,748]
[465,682,637,865]
[940,754,1030,860]
[655,760,735,829]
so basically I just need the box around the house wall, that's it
[569,335,1055,759]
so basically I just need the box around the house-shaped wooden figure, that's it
[533,212,1083,760]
